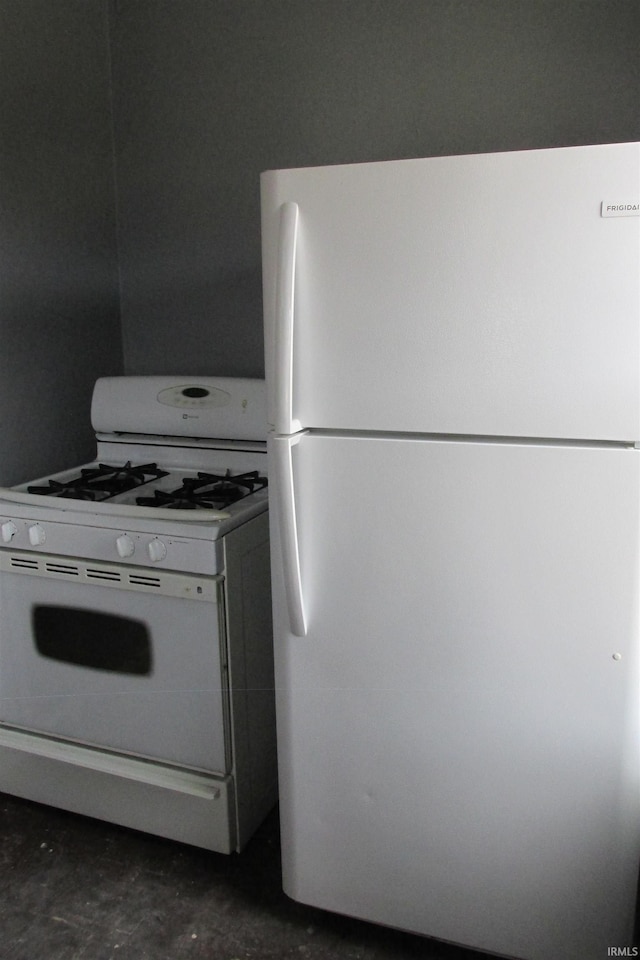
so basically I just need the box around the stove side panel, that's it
[222,512,278,850]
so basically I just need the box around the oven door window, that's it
[33,606,152,675]
[0,568,228,774]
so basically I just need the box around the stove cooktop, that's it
[25,461,268,510]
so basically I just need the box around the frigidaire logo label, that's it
[601,200,640,218]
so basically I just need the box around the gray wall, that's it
[111,0,640,378]
[0,1,122,485]
[1,1,639,483]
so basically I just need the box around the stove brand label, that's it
[601,200,640,218]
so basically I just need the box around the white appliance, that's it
[261,142,640,959]
[0,376,276,853]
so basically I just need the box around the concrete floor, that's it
[0,792,498,960]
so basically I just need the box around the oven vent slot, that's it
[10,556,39,571]
[46,562,80,577]
[1,551,220,601]
[86,568,122,583]
[128,574,162,589]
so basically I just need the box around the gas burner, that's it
[137,470,268,510]
[28,462,170,501]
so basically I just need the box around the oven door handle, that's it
[271,433,307,637]
[274,201,301,435]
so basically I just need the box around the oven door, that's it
[0,552,229,773]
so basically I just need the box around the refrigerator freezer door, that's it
[262,142,640,441]
[270,433,640,960]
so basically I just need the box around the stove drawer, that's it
[0,727,237,853]
[0,552,229,774]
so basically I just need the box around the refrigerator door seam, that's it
[304,428,638,449]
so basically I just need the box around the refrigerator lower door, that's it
[270,433,640,960]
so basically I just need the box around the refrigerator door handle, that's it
[274,201,301,435]
[272,433,307,637]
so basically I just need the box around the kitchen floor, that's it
[0,792,497,960]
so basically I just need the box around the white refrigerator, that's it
[260,142,640,960]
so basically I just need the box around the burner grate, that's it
[136,470,268,510]
[28,462,170,501]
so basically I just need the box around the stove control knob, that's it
[28,524,46,546]
[147,538,167,563]
[1,521,17,543]
[116,534,135,559]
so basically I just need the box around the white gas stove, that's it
[0,376,276,853]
